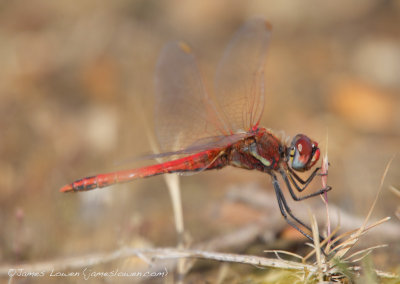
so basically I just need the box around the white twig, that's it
[0,247,317,277]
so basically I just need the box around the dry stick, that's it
[0,247,317,277]
[0,213,287,278]
[1,247,396,280]
[0,218,281,278]
[0,213,396,279]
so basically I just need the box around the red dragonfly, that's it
[61,18,331,242]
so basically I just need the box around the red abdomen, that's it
[60,149,226,192]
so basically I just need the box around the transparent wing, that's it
[141,132,251,160]
[154,41,231,152]
[154,18,272,154]
[214,18,272,132]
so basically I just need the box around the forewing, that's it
[142,132,252,160]
[154,42,230,152]
[215,18,272,132]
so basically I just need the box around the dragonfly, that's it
[60,18,331,242]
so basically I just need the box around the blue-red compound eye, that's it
[289,134,320,171]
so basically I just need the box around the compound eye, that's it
[308,144,320,168]
[289,134,318,171]
[296,137,312,157]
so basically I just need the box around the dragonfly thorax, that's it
[227,129,282,172]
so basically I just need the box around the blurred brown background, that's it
[0,0,399,282]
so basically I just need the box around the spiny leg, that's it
[283,169,339,253]
[280,169,332,201]
[274,173,328,243]
[272,174,315,242]
[287,167,320,192]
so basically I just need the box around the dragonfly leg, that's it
[280,169,332,201]
[287,167,320,191]
[272,175,324,243]
[288,171,318,193]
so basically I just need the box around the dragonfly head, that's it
[288,134,320,172]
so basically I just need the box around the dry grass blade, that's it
[389,185,400,198]
[374,270,398,279]
[215,264,231,284]
[299,201,394,281]
[344,244,388,263]
[142,112,185,239]
[390,185,400,220]
[302,225,340,262]
[331,216,390,256]
[359,155,395,227]
[137,106,189,281]
[320,131,331,244]
[263,250,303,261]
[310,212,324,283]
[333,155,395,259]
[309,156,398,282]
[1,219,396,282]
